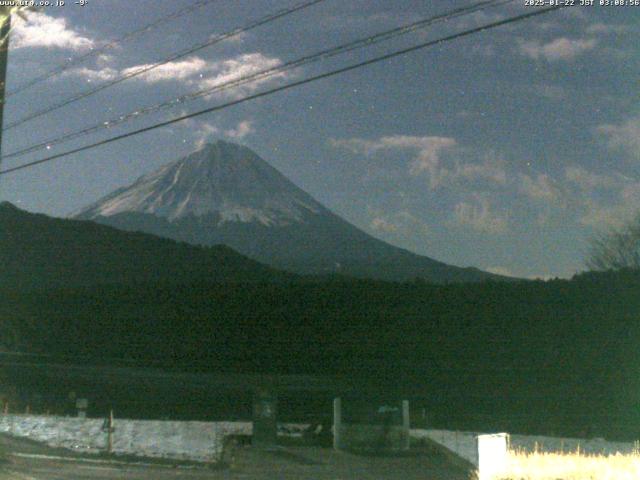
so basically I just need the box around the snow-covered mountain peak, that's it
[75,141,325,226]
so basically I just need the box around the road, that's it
[3,456,217,480]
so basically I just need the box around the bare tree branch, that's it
[586,213,640,271]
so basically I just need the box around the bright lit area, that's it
[492,449,640,480]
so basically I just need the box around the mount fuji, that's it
[74,141,503,283]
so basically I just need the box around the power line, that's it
[0,4,567,177]
[5,0,219,98]
[3,0,513,160]
[2,0,327,131]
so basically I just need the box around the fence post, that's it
[108,410,114,454]
[102,409,115,454]
[402,400,410,450]
[333,397,341,450]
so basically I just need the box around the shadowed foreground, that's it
[0,433,472,480]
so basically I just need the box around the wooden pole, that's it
[107,409,114,454]
[402,400,410,450]
[333,397,341,450]
[0,7,12,162]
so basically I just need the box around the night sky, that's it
[1,0,638,279]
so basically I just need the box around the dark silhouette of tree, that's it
[587,213,640,271]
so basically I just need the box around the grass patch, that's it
[489,448,640,480]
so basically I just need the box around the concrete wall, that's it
[411,429,478,465]
[0,415,252,463]
[337,424,409,452]
[333,398,410,452]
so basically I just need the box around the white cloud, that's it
[455,154,508,186]
[578,181,640,229]
[533,21,560,32]
[66,53,290,100]
[564,166,622,191]
[486,266,514,277]
[580,201,633,230]
[406,138,459,180]
[317,12,404,33]
[370,217,398,233]
[451,196,508,235]
[219,30,249,44]
[562,6,589,21]
[65,66,118,82]
[519,37,596,62]
[196,53,290,98]
[330,135,457,189]
[224,120,254,140]
[194,122,219,150]
[96,53,114,66]
[331,135,511,190]
[470,44,496,57]
[595,115,640,160]
[121,57,210,83]
[455,10,505,30]
[368,209,430,237]
[532,84,567,101]
[397,211,430,236]
[330,135,455,157]
[12,11,94,51]
[586,23,633,35]
[329,137,380,155]
[488,265,555,280]
[621,182,640,202]
[192,119,255,147]
[519,173,561,203]
[540,164,640,230]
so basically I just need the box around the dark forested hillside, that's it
[0,202,292,289]
[2,269,639,439]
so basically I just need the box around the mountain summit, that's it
[77,141,324,225]
[75,141,505,283]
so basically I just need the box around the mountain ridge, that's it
[0,201,294,290]
[74,141,510,283]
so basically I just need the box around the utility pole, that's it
[0,6,11,162]
[0,6,32,167]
